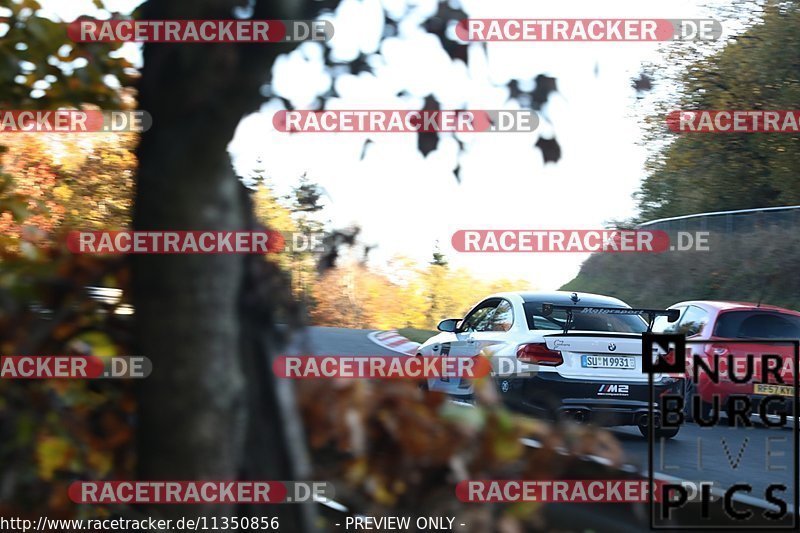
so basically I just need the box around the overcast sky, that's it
[42,0,752,290]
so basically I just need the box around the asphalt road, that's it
[283,326,400,357]
[286,326,797,511]
[612,423,795,506]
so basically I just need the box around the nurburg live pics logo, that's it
[642,333,799,529]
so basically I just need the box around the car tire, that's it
[638,423,680,439]
[637,411,680,439]
[652,426,680,439]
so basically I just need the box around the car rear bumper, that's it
[496,371,683,427]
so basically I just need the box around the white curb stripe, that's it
[368,330,421,355]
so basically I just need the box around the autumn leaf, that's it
[36,436,73,481]
[86,448,113,477]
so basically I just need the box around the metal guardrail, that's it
[637,205,800,233]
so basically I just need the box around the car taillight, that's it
[705,343,729,357]
[517,343,563,365]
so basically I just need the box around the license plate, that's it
[753,383,795,397]
[581,355,635,369]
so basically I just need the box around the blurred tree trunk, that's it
[132,0,316,529]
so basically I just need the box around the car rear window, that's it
[522,302,648,333]
[714,311,800,339]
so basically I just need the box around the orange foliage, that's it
[0,133,136,252]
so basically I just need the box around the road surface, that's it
[286,326,796,509]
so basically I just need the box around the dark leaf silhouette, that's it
[536,136,561,163]
[360,139,373,161]
[277,96,294,111]
[418,95,441,157]
[349,54,372,75]
[423,3,469,63]
[633,73,652,92]
[383,16,398,38]
[418,131,439,157]
[507,79,525,100]
[531,74,558,107]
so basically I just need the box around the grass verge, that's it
[396,327,437,344]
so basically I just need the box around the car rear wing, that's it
[540,303,680,334]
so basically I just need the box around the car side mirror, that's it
[437,318,461,332]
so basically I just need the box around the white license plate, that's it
[581,355,636,369]
[753,383,795,397]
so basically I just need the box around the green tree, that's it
[0,0,132,110]
[285,175,325,303]
[423,248,451,327]
[0,1,138,519]
[0,0,133,240]
[635,1,800,221]
[2,1,577,530]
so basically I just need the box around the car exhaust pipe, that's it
[561,409,587,422]
[638,413,660,428]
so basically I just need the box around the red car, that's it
[653,301,799,421]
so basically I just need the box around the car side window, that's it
[461,300,499,332]
[652,307,686,334]
[677,305,708,337]
[488,300,514,332]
